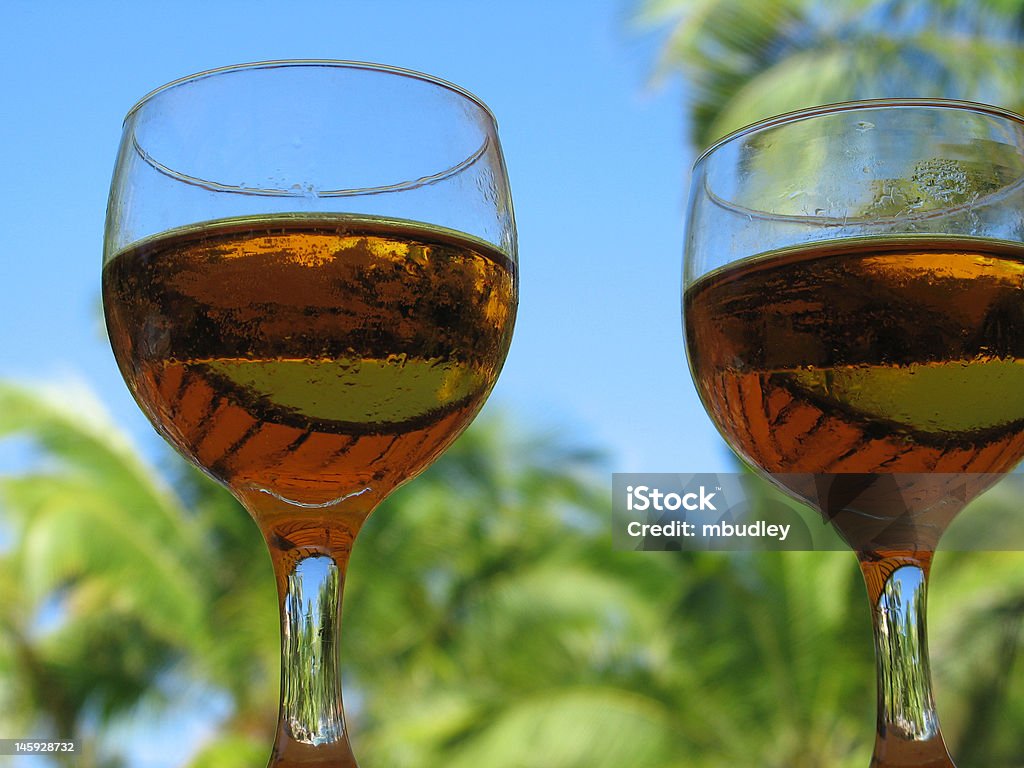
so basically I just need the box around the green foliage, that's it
[0,381,275,765]
[645,0,1024,147]
[186,736,267,768]
[0,383,205,762]
[0,381,863,765]
[4,379,1024,765]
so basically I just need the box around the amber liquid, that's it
[103,214,517,513]
[685,237,1024,551]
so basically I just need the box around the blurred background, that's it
[5,0,1024,766]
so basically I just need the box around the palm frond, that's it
[0,383,210,648]
[442,687,679,768]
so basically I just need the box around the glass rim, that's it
[123,58,497,125]
[692,97,1024,169]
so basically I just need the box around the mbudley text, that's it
[626,518,792,542]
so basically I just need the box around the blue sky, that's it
[0,0,737,481]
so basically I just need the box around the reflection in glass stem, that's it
[282,555,345,745]
[869,564,953,767]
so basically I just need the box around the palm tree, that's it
[4,388,1024,766]
[0,381,881,766]
[2,392,1024,768]
[1,382,707,767]
[642,0,1024,148]
[0,382,217,767]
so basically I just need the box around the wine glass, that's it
[102,61,517,767]
[683,99,1024,767]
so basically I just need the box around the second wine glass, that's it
[683,99,1024,767]
[102,61,517,767]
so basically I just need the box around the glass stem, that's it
[270,541,357,768]
[858,553,954,768]
[242,488,375,768]
[280,553,350,748]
